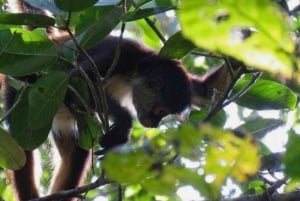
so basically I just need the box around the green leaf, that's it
[0,127,25,170]
[77,115,103,150]
[78,6,123,49]
[122,6,175,22]
[234,78,297,110]
[103,149,154,183]
[0,13,55,26]
[10,88,52,150]
[284,130,300,179]
[202,125,260,184]
[0,29,57,76]
[159,31,195,58]
[28,72,69,129]
[248,180,267,194]
[155,0,176,7]
[169,124,205,159]
[179,0,295,77]
[236,118,284,139]
[189,108,226,127]
[72,6,120,36]
[54,0,98,12]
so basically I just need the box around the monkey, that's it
[3,36,243,201]
[2,1,244,201]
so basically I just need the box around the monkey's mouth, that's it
[139,117,160,128]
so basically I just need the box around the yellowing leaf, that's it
[202,125,260,184]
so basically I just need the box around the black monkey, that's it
[2,2,243,201]
[4,36,239,201]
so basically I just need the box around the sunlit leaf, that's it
[248,180,267,194]
[202,125,260,184]
[179,0,295,77]
[168,124,205,159]
[0,127,25,170]
[0,29,57,76]
[234,78,297,110]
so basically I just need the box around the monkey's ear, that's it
[190,57,245,107]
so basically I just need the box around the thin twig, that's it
[222,71,262,107]
[132,1,166,44]
[203,61,245,121]
[67,85,93,114]
[104,23,126,80]
[62,19,109,131]
[144,17,166,44]
[261,178,288,200]
[117,185,123,201]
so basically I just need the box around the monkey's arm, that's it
[99,95,133,150]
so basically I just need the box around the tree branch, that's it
[28,178,112,201]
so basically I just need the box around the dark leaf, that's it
[28,72,69,129]
[54,0,98,12]
[159,31,195,58]
[10,88,52,150]
[0,13,55,26]
[122,6,175,22]
[78,6,123,49]
[72,6,120,36]
[77,115,103,150]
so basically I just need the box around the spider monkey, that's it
[2,1,244,201]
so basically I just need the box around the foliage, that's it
[0,0,299,201]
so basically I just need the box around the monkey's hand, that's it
[99,123,132,151]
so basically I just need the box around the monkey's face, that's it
[132,77,190,128]
[133,58,192,128]
[132,78,168,127]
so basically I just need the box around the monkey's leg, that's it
[11,151,40,200]
[49,106,91,200]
